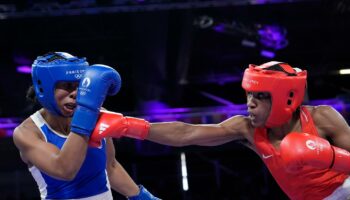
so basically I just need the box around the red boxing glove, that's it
[89,110,150,147]
[280,132,350,173]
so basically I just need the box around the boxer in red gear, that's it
[141,61,350,200]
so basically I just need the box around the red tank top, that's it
[254,106,348,200]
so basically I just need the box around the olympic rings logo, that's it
[75,74,83,79]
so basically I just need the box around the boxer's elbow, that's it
[54,158,82,181]
[53,166,79,181]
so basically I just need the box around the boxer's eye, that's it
[247,92,270,100]
[56,82,79,91]
[256,92,270,100]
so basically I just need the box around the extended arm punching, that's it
[89,112,247,147]
[148,116,248,146]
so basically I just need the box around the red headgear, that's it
[241,61,307,127]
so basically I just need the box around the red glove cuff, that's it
[331,146,350,173]
[124,117,150,140]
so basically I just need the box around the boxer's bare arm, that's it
[13,118,89,181]
[147,115,250,146]
[105,138,139,197]
[311,105,350,151]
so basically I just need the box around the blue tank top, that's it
[29,111,111,199]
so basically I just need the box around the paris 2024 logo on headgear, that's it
[79,77,91,96]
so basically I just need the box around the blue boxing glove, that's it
[128,185,161,200]
[71,64,121,136]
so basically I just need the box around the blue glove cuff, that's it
[127,185,161,200]
[70,106,99,136]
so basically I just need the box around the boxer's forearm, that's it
[107,159,139,197]
[148,122,193,146]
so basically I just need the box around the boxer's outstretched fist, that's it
[89,110,150,147]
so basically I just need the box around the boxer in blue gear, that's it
[13,52,160,200]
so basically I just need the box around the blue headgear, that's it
[31,52,89,116]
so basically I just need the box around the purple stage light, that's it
[198,73,241,85]
[309,99,348,112]
[200,91,235,106]
[17,65,32,74]
[213,24,225,33]
[1,98,349,138]
[254,0,293,4]
[0,118,22,137]
[258,24,288,50]
[260,50,275,58]
[140,100,191,115]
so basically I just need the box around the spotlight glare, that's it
[339,69,350,75]
[181,152,189,191]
